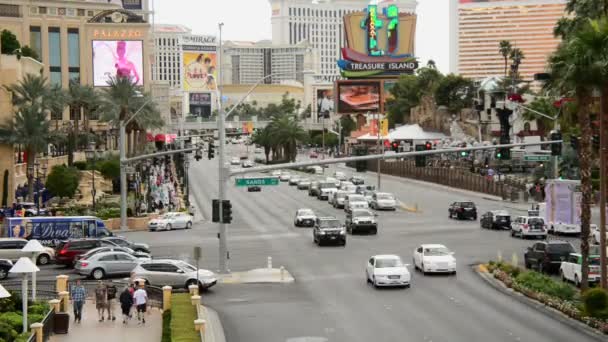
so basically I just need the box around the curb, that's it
[473,265,607,341]
[201,305,227,342]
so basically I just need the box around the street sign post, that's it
[235,177,279,187]
[524,155,551,162]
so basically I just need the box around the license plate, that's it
[330,236,336,239]
[388,275,400,279]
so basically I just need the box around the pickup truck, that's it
[559,253,600,286]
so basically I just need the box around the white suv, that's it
[511,216,547,239]
[0,238,55,265]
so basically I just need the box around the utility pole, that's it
[376,113,381,190]
[119,121,128,231]
[600,90,607,289]
[217,22,229,273]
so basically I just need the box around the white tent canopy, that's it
[357,124,448,142]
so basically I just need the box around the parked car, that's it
[55,239,119,266]
[297,178,311,190]
[294,208,317,227]
[75,251,144,280]
[102,237,150,253]
[370,192,397,210]
[76,246,150,261]
[366,255,411,288]
[0,238,55,265]
[309,152,318,158]
[511,216,547,239]
[254,147,263,154]
[480,210,511,230]
[560,253,600,286]
[308,181,321,197]
[17,202,47,217]
[412,244,457,275]
[592,225,606,245]
[345,209,377,234]
[241,160,254,168]
[524,240,574,274]
[448,201,477,220]
[313,217,346,246]
[148,212,194,231]
[131,259,217,289]
[0,259,12,280]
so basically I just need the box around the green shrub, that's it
[170,294,199,342]
[15,333,31,342]
[515,271,575,301]
[27,314,43,325]
[0,312,22,332]
[95,207,121,220]
[45,165,80,198]
[161,310,171,342]
[0,321,18,342]
[97,157,120,180]
[28,303,48,315]
[72,161,88,170]
[582,288,608,319]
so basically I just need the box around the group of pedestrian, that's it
[69,279,149,326]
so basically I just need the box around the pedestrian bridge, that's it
[174,118,326,131]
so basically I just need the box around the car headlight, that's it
[340,229,346,235]
[319,231,326,235]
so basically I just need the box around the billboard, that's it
[92,40,143,86]
[189,92,211,118]
[336,81,380,114]
[183,51,217,91]
[316,88,334,118]
[122,0,142,10]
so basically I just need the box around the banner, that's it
[189,92,211,118]
[183,51,217,91]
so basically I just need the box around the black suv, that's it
[480,210,511,229]
[313,217,346,246]
[308,181,320,197]
[345,209,377,235]
[524,240,575,273]
[448,201,477,220]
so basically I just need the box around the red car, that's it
[55,239,117,267]
[309,152,318,158]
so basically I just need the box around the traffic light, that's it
[194,148,202,161]
[495,148,511,160]
[425,141,432,150]
[415,144,426,167]
[221,200,233,224]
[459,143,468,157]
[391,142,399,152]
[212,199,220,223]
[353,145,368,172]
[207,142,215,159]
[550,131,562,156]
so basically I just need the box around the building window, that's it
[50,110,62,121]
[231,55,240,84]
[39,7,47,14]
[58,8,66,15]
[67,28,80,69]
[48,27,62,86]
[30,6,38,15]
[0,4,20,17]
[29,26,41,58]
[67,8,75,16]
[69,106,81,121]
[77,9,84,16]
[87,10,94,16]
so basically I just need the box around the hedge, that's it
[162,310,171,342]
[170,294,199,342]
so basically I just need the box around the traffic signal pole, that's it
[217,22,229,274]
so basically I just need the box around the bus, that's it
[2,216,113,246]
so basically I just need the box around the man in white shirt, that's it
[133,286,148,324]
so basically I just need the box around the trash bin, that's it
[54,312,69,334]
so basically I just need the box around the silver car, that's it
[148,212,194,231]
[130,259,217,289]
[0,238,55,265]
[75,246,150,262]
[75,251,145,280]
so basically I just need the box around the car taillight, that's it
[457,208,463,212]
[80,262,88,267]
[59,249,67,255]
[523,224,529,229]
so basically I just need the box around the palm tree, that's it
[252,126,273,163]
[498,40,512,77]
[269,115,307,162]
[66,82,98,164]
[0,104,51,201]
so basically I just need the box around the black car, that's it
[524,240,575,273]
[345,209,377,234]
[350,176,365,185]
[308,182,320,197]
[480,210,511,229]
[0,259,12,280]
[313,217,346,246]
[448,201,477,220]
[102,237,150,254]
[248,186,261,192]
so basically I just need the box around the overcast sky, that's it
[153,0,451,73]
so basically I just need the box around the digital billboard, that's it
[316,88,334,118]
[336,81,380,114]
[189,92,212,118]
[92,40,143,86]
[183,52,217,91]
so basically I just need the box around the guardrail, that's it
[41,308,55,342]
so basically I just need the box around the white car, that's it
[330,191,348,209]
[413,244,457,275]
[271,170,282,177]
[325,177,340,188]
[279,173,291,181]
[339,181,354,190]
[366,255,411,288]
[297,178,312,190]
[345,201,369,213]
[311,166,323,175]
[230,157,240,165]
[362,190,376,204]
[560,253,600,286]
[592,225,605,244]
[511,216,547,239]
[148,212,194,231]
[370,192,397,210]
[131,259,217,289]
[254,147,263,154]
[344,194,366,211]
[288,176,301,186]
[294,208,317,227]
[334,171,347,181]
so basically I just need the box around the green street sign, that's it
[524,155,551,162]
[235,177,279,187]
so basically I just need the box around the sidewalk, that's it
[49,301,162,342]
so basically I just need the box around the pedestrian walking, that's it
[94,281,108,322]
[105,282,117,321]
[119,286,134,324]
[70,280,86,323]
[133,285,148,324]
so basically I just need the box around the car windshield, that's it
[161,214,176,219]
[460,202,475,208]
[549,243,574,253]
[376,258,402,268]
[424,247,451,256]
[377,194,394,200]
[319,220,341,228]
[320,183,335,189]
[528,218,545,226]
[590,257,601,266]
[337,193,346,199]
[178,262,197,272]
[299,209,314,216]
[353,210,373,217]
[348,195,365,202]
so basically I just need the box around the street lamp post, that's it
[184,159,190,207]
[9,257,39,333]
[85,142,99,211]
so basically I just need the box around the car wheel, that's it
[0,268,7,280]
[37,254,50,266]
[372,228,377,235]
[92,268,105,280]
[413,259,418,271]
[524,260,531,269]
[510,230,515,237]
[166,224,172,231]
[185,279,199,289]
[372,276,378,288]
[186,222,192,229]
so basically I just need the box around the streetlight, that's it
[85,141,100,211]
[183,159,190,207]
[9,257,39,333]
[21,240,45,301]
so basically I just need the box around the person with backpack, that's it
[105,282,117,321]
[119,286,134,325]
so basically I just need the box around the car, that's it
[330,191,348,209]
[560,253,601,286]
[343,184,358,194]
[345,200,370,214]
[361,190,376,204]
[310,166,323,175]
[345,209,377,234]
[309,181,321,197]
[76,246,150,262]
[325,177,341,188]
[102,236,150,253]
[271,170,282,177]
[334,171,347,181]
[279,173,291,182]
[0,259,12,280]
[288,176,301,186]
[356,185,376,195]
[294,208,317,227]
[317,182,338,200]
[254,147,263,154]
[0,238,55,265]
[130,259,217,290]
[480,210,511,230]
[366,255,411,288]
[242,160,254,168]
[339,181,354,190]
[370,192,397,210]
[350,176,364,185]
[247,186,261,192]
[511,216,547,239]
[309,152,318,158]
[17,202,47,217]
[448,201,477,220]
[412,244,457,275]
[344,194,366,211]
[75,251,144,280]
[230,157,240,165]
[297,178,311,190]
[148,212,194,231]
[313,217,346,246]
[55,238,120,267]
[592,225,606,245]
[524,240,574,274]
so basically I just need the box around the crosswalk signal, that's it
[208,142,215,159]
[550,131,562,156]
[425,141,432,150]
[391,142,399,152]
[415,144,426,167]
[222,200,233,224]
[194,148,202,161]
[212,199,220,223]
